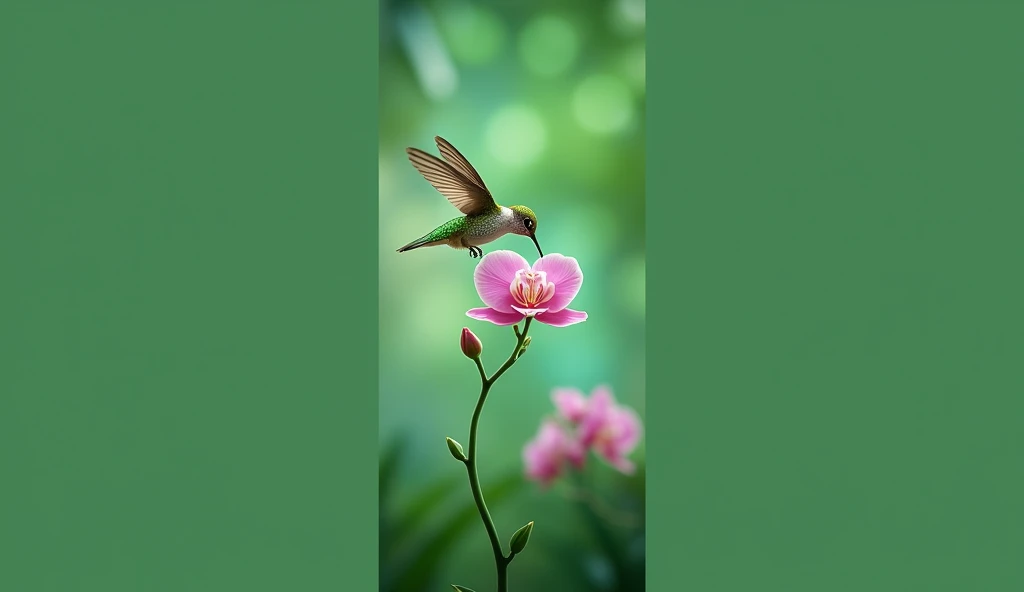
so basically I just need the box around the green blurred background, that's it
[378,0,645,589]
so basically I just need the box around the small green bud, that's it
[446,437,467,462]
[460,327,483,360]
[451,586,476,592]
[516,336,531,360]
[508,521,534,556]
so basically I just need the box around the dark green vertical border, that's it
[650,2,1024,590]
[0,2,377,590]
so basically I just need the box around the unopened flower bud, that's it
[446,437,467,462]
[509,521,535,556]
[460,327,483,360]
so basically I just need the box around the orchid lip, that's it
[512,306,548,316]
[510,269,555,310]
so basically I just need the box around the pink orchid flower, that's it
[466,251,587,327]
[522,419,586,486]
[553,386,643,474]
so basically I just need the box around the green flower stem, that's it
[465,317,533,592]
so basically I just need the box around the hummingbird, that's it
[397,136,543,259]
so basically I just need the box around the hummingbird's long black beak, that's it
[530,233,543,257]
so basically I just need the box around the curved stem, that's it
[474,357,488,384]
[466,372,505,584]
[465,317,533,592]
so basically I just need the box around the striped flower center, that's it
[510,269,555,309]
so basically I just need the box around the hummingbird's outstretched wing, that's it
[435,136,490,191]
[406,140,496,216]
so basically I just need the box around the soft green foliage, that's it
[380,0,645,589]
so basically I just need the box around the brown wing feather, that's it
[406,147,495,216]
[435,136,490,191]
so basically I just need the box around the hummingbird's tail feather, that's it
[396,235,437,253]
[398,218,465,253]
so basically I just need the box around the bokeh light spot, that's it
[395,6,458,100]
[518,15,580,77]
[610,0,646,35]
[486,105,547,167]
[572,74,634,134]
[438,4,506,65]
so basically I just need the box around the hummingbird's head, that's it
[509,205,543,257]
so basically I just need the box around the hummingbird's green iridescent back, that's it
[421,216,469,243]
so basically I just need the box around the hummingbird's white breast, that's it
[465,206,517,246]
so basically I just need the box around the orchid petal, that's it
[532,254,583,313]
[466,307,524,326]
[535,307,588,327]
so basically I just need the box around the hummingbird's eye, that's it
[524,218,534,230]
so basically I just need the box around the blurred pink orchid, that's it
[573,386,643,474]
[524,386,643,485]
[466,251,587,328]
[551,387,590,423]
[522,419,586,487]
